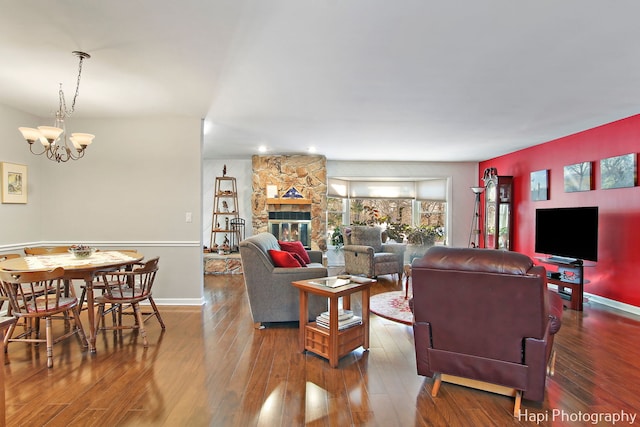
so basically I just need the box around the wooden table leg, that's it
[342,294,351,311]
[298,289,308,353]
[404,264,411,300]
[329,296,339,368]
[0,317,16,427]
[362,287,370,350]
[84,278,97,353]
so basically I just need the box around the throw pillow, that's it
[279,240,311,265]
[268,249,302,268]
[290,252,307,267]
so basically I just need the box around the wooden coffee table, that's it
[292,276,375,368]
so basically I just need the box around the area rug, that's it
[370,291,414,325]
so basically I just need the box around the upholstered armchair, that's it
[343,226,405,281]
[239,232,328,328]
[411,246,563,416]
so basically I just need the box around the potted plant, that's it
[326,226,346,267]
[385,222,411,243]
[352,205,383,226]
[330,226,344,250]
[406,225,443,246]
[406,225,444,262]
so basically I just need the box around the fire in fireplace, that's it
[268,211,311,249]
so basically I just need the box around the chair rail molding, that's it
[0,241,201,250]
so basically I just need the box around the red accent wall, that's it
[479,114,640,308]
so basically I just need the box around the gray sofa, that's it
[239,232,328,327]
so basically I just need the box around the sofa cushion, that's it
[413,246,534,275]
[268,249,303,268]
[350,226,383,252]
[278,240,311,265]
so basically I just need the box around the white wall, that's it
[0,104,43,246]
[1,108,204,304]
[202,158,479,249]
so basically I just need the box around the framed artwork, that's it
[600,153,637,189]
[564,161,593,192]
[1,162,28,204]
[530,169,549,201]
[266,184,278,198]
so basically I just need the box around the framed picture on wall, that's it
[1,162,28,204]
[564,161,593,192]
[530,169,549,201]
[600,153,637,189]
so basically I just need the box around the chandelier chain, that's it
[58,52,87,118]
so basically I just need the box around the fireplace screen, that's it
[268,212,311,249]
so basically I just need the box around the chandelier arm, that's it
[66,146,80,161]
[28,143,47,156]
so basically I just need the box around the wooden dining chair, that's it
[0,254,21,312]
[23,246,71,255]
[0,267,88,368]
[23,246,80,302]
[94,257,165,347]
[77,249,140,311]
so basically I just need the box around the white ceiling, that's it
[3,1,640,162]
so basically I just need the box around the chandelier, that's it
[18,51,95,163]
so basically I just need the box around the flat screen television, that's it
[535,206,599,262]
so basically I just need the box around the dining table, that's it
[0,250,144,353]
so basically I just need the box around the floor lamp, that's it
[468,186,485,248]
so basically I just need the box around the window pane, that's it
[350,198,413,227]
[419,200,447,243]
[327,197,447,245]
[327,197,345,246]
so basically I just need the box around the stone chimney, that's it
[251,155,327,250]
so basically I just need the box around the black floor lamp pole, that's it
[468,186,485,248]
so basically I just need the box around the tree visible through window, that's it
[327,197,447,247]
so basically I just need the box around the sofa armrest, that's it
[272,266,328,278]
[306,250,324,264]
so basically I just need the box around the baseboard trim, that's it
[585,292,640,317]
[152,298,205,306]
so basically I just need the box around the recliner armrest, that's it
[343,245,375,255]
[381,243,406,255]
[547,290,563,335]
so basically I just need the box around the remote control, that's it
[349,276,373,284]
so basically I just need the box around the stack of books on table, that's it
[316,309,362,330]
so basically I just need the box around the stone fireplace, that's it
[251,155,327,250]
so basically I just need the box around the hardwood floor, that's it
[4,274,640,426]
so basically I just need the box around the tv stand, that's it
[545,255,583,265]
[536,257,587,311]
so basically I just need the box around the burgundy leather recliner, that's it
[411,246,563,416]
